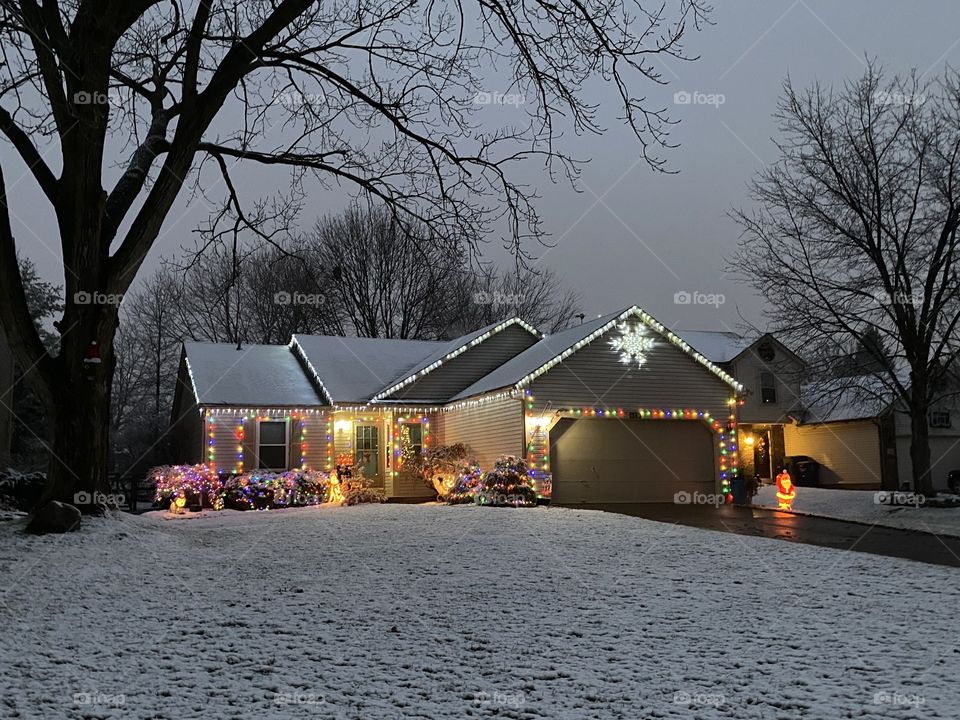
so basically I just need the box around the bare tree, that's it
[308,203,467,339]
[732,63,960,496]
[0,0,709,514]
[445,266,580,336]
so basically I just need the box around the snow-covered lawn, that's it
[754,485,960,537]
[1,504,958,719]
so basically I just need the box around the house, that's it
[675,331,805,482]
[170,306,744,503]
[785,375,960,491]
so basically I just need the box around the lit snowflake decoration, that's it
[609,322,655,368]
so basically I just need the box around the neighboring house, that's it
[676,331,805,482]
[786,375,960,491]
[171,306,744,503]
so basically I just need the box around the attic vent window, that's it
[760,371,777,404]
[930,411,951,429]
[757,342,775,362]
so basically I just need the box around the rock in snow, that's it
[25,500,81,534]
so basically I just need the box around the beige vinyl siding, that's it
[437,395,524,470]
[783,420,882,488]
[527,331,733,420]
[205,411,243,473]
[730,349,804,424]
[393,325,539,401]
[302,411,332,470]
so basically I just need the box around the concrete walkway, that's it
[560,503,960,567]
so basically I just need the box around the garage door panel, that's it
[551,418,715,504]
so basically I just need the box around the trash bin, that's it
[785,455,820,487]
[730,475,747,504]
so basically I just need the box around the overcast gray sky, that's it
[6,0,960,336]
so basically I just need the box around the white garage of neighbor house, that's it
[171,306,744,503]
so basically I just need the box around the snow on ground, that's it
[755,485,960,537]
[1,504,959,719]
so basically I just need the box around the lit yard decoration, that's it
[775,469,796,510]
[151,464,329,512]
[151,464,224,511]
[609,321,656,368]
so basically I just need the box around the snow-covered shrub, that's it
[408,443,473,500]
[223,469,330,510]
[477,456,537,507]
[0,469,46,511]
[151,465,329,512]
[150,464,223,510]
[340,471,386,506]
[446,462,484,505]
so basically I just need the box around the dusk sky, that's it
[5,0,960,337]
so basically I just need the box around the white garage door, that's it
[550,418,716,503]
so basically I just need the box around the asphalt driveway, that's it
[560,503,960,567]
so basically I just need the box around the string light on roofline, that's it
[371,318,541,402]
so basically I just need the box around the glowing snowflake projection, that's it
[609,322,655,368]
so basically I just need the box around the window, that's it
[930,411,952,429]
[401,423,423,460]
[257,420,288,469]
[354,425,380,479]
[757,342,776,362]
[760,371,777,404]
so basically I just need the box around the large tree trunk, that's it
[908,409,934,497]
[41,304,116,510]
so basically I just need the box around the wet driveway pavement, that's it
[558,503,960,567]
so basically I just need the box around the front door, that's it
[354,425,380,482]
[754,430,772,479]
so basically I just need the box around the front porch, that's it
[202,406,436,499]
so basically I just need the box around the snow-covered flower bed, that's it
[754,485,960,536]
[1,504,958,718]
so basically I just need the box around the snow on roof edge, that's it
[370,317,540,402]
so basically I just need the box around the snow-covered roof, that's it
[674,330,756,364]
[797,375,895,424]
[372,318,541,401]
[290,334,445,404]
[452,306,743,400]
[183,342,324,406]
